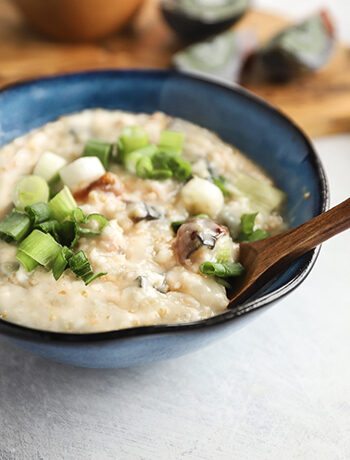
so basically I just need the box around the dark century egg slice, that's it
[242,10,335,83]
[160,0,251,41]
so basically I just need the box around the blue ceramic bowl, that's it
[0,70,328,368]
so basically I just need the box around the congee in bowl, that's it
[0,109,286,333]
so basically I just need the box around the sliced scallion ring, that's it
[199,261,245,278]
[83,139,114,169]
[124,144,158,174]
[52,246,74,280]
[49,186,77,221]
[0,211,31,243]
[117,126,149,163]
[16,251,39,272]
[68,250,107,285]
[25,202,51,225]
[158,130,184,155]
[18,229,62,269]
[13,175,49,211]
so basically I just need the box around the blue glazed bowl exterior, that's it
[0,70,328,368]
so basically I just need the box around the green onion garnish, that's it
[117,126,149,163]
[136,155,154,179]
[135,151,192,181]
[0,211,31,243]
[83,139,114,169]
[171,220,185,234]
[167,155,192,181]
[16,251,39,272]
[200,262,245,278]
[49,186,77,221]
[52,246,73,280]
[238,213,270,242]
[124,144,158,174]
[25,202,51,225]
[33,152,67,183]
[68,251,107,285]
[17,229,62,269]
[84,213,109,231]
[35,219,62,242]
[71,208,109,238]
[13,175,49,211]
[212,176,229,197]
[158,130,184,155]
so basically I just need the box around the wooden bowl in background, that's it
[12,0,144,41]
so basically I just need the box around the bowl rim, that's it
[0,69,329,343]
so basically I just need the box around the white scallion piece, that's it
[59,157,106,193]
[33,151,67,183]
[180,176,224,218]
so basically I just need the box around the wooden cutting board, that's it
[0,0,349,137]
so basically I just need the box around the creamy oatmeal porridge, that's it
[0,110,285,332]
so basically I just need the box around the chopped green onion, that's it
[52,246,73,280]
[0,211,31,242]
[150,169,173,180]
[13,175,49,211]
[238,213,270,242]
[136,156,154,179]
[241,212,257,235]
[118,126,149,163]
[49,175,63,199]
[68,251,107,285]
[158,130,184,155]
[245,228,270,242]
[124,144,158,174]
[84,213,109,231]
[18,230,61,269]
[168,156,192,181]
[58,221,78,248]
[71,208,109,237]
[35,220,61,242]
[49,186,77,221]
[83,139,114,169]
[33,152,67,183]
[71,207,85,223]
[212,176,229,197]
[25,202,51,225]
[135,151,192,181]
[16,251,39,272]
[200,262,245,278]
[171,220,185,234]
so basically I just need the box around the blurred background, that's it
[0,0,349,138]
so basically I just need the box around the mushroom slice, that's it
[127,202,162,222]
[174,217,228,264]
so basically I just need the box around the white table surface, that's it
[1,1,349,459]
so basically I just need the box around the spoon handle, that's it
[255,197,350,266]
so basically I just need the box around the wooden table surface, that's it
[0,0,350,137]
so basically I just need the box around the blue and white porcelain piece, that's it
[0,70,328,368]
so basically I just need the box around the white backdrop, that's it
[0,1,349,459]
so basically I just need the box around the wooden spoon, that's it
[229,197,350,307]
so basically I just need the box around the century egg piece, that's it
[242,10,335,83]
[160,0,251,41]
